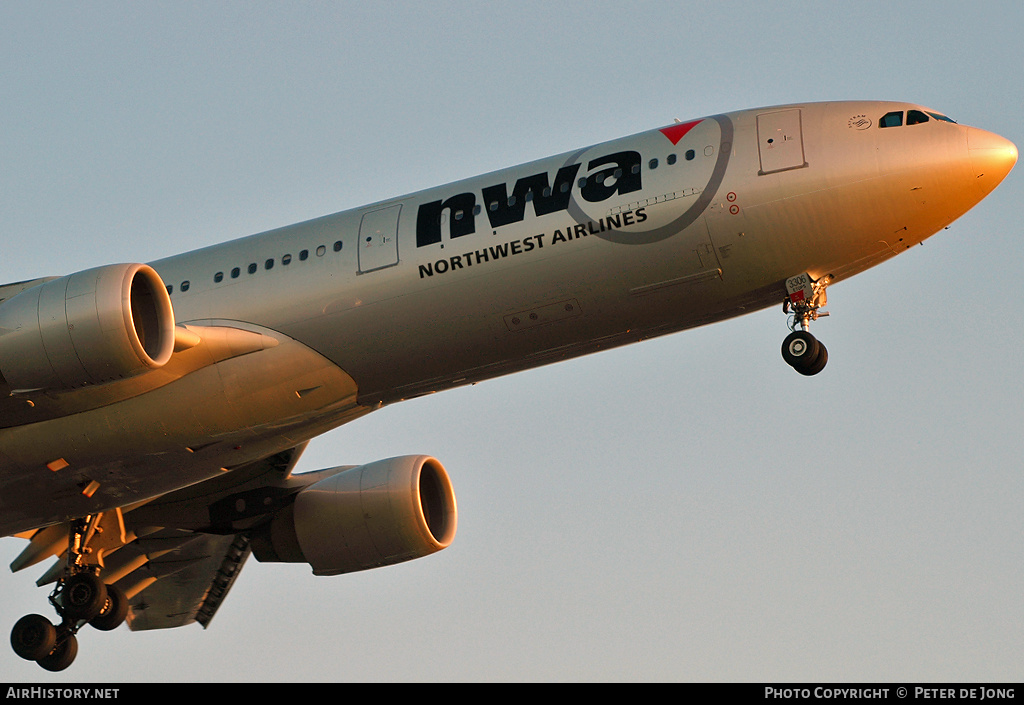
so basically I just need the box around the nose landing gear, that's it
[9,515,129,671]
[781,273,831,376]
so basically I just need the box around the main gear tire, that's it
[61,573,108,622]
[10,614,57,662]
[90,583,128,631]
[37,631,77,672]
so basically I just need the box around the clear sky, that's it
[1,0,1021,682]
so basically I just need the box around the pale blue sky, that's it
[1,0,1021,681]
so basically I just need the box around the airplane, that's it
[3,100,1016,671]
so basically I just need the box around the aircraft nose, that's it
[967,127,1017,195]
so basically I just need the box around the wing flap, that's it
[122,531,251,631]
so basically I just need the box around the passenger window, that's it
[265,258,274,270]
[282,254,292,265]
[299,250,309,261]
[166,285,173,295]
[907,110,930,126]
[231,267,240,279]
[685,149,695,161]
[666,154,677,165]
[649,158,659,169]
[879,111,903,128]
[247,263,257,274]
[333,240,343,252]
[214,272,224,283]
[180,281,190,292]
[316,245,326,257]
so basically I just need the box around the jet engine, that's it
[0,263,175,391]
[251,455,457,576]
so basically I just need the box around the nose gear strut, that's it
[781,273,831,376]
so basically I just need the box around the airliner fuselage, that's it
[160,100,1013,403]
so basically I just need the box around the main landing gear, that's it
[781,273,831,376]
[10,515,128,671]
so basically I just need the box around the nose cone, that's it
[967,127,1017,196]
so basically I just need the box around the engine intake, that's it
[0,263,175,391]
[252,455,458,576]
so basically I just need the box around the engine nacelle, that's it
[252,455,458,576]
[0,263,175,391]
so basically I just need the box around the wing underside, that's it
[10,444,309,631]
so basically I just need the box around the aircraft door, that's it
[756,109,807,175]
[358,204,402,273]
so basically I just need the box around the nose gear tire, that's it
[781,330,827,375]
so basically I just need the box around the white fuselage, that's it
[0,100,1015,534]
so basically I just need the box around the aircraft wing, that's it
[10,444,311,632]
[0,276,58,305]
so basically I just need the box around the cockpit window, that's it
[879,111,903,128]
[907,110,930,126]
[880,109,956,129]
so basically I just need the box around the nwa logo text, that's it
[416,151,641,248]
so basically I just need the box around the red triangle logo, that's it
[659,119,702,145]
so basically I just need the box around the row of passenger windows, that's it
[449,149,697,221]
[168,147,702,292]
[167,240,344,294]
[879,109,956,128]
[652,148,697,168]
